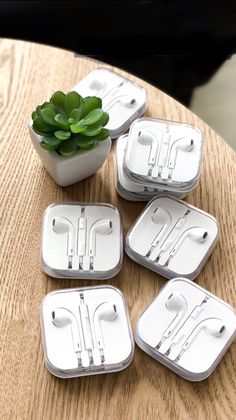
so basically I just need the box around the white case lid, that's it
[124,117,203,186]
[135,278,236,381]
[41,285,134,378]
[126,196,220,280]
[41,202,123,279]
[72,68,147,138]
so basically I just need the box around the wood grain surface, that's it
[0,38,235,420]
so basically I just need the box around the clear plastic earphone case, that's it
[41,202,123,279]
[135,278,236,381]
[126,196,219,280]
[40,285,134,378]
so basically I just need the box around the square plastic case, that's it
[123,117,203,190]
[135,278,236,381]
[40,285,134,378]
[115,134,193,201]
[73,68,147,138]
[41,203,123,279]
[126,196,220,280]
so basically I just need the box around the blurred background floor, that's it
[190,55,236,151]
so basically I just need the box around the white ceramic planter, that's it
[28,124,111,187]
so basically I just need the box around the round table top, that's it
[0,38,235,420]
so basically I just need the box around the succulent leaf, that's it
[99,111,109,126]
[54,130,71,140]
[59,137,77,156]
[94,128,110,141]
[41,102,50,109]
[65,91,83,114]
[70,123,87,134]
[54,113,69,129]
[40,108,57,126]
[36,105,42,117]
[51,91,66,114]
[33,116,55,134]
[43,136,62,146]
[77,138,98,150]
[82,122,103,136]
[79,108,103,126]
[81,96,102,117]
[32,111,38,121]
[40,141,59,151]
[69,108,82,123]
[32,127,47,136]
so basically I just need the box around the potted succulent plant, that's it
[28,91,111,186]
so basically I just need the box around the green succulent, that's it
[31,91,110,156]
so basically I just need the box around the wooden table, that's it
[0,38,235,420]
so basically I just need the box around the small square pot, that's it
[28,124,111,187]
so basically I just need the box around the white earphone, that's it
[103,95,136,111]
[157,293,188,351]
[89,79,107,97]
[77,207,87,269]
[78,293,95,365]
[169,138,194,168]
[52,217,75,268]
[93,302,118,363]
[101,81,125,101]
[153,209,190,263]
[166,137,194,178]
[163,296,209,359]
[89,80,126,100]
[152,126,171,178]
[175,318,225,361]
[89,219,112,268]
[52,307,84,366]
[165,227,208,266]
[147,208,172,256]
[137,130,159,168]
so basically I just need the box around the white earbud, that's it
[164,296,209,360]
[166,137,194,178]
[104,95,136,111]
[166,227,208,266]
[137,130,159,167]
[157,293,187,351]
[147,208,172,257]
[175,318,225,361]
[89,219,112,267]
[93,302,118,362]
[89,79,107,96]
[52,217,75,268]
[52,307,83,365]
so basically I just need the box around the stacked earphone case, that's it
[41,286,134,378]
[135,278,236,381]
[41,203,123,279]
[73,68,147,138]
[126,196,220,280]
[115,134,192,201]
[115,117,204,200]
